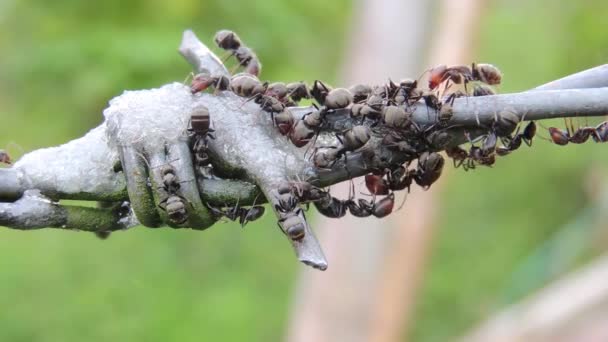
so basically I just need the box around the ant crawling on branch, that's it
[545,119,608,146]
[156,164,190,225]
[213,30,261,76]
[188,105,216,174]
[467,132,498,167]
[310,180,396,219]
[190,72,230,94]
[311,125,371,169]
[427,63,502,94]
[493,120,536,156]
[207,201,266,228]
[188,30,551,228]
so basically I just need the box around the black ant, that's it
[190,72,230,94]
[207,202,265,228]
[495,121,536,155]
[213,30,262,76]
[544,119,608,146]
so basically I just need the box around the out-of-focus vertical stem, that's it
[369,1,484,341]
[287,1,434,341]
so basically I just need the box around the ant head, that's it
[160,165,175,177]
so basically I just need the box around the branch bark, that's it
[1,29,608,270]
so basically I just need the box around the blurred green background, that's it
[1,0,607,341]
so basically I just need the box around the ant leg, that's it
[442,78,452,97]
[220,50,235,63]
[157,197,169,211]
[240,194,262,228]
[342,152,352,179]
[304,131,321,159]
[534,121,554,143]
[183,72,195,85]
[564,118,574,138]
[212,78,222,96]
[239,93,262,110]
[397,190,408,211]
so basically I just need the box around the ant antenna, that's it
[534,121,555,143]
[396,191,408,211]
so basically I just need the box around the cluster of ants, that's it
[186,103,266,227]
[188,30,511,231]
[186,30,608,239]
[1,29,606,242]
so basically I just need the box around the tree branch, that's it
[1,29,607,270]
[0,190,134,231]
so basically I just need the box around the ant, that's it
[428,64,473,94]
[471,63,502,86]
[207,202,265,228]
[324,88,354,110]
[383,105,413,129]
[233,46,262,76]
[0,150,11,165]
[345,193,395,218]
[213,30,262,76]
[364,164,415,195]
[387,165,415,192]
[274,108,295,136]
[464,131,498,167]
[342,180,373,218]
[247,82,305,118]
[349,83,373,103]
[188,106,214,137]
[230,73,267,98]
[248,92,285,116]
[159,196,188,225]
[413,152,444,189]
[214,30,242,50]
[392,79,425,107]
[286,82,311,103]
[289,105,332,149]
[190,72,230,94]
[289,119,315,148]
[188,106,216,171]
[545,119,608,146]
[155,164,190,225]
[495,121,536,155]
[277,180,327,203]
[313,181,395,219]
[427,63,502,95]
[278,209,306,241]
[473,84,496,97]
[313,191,347,218]
[593,121,608,142]
[365,172,390,195]
[445,146,474,170]
[310,80,332,105]
[311,125,371,169]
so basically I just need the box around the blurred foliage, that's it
[0,0,350,341]
[2,0,608,341]
[411,0,608,341]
